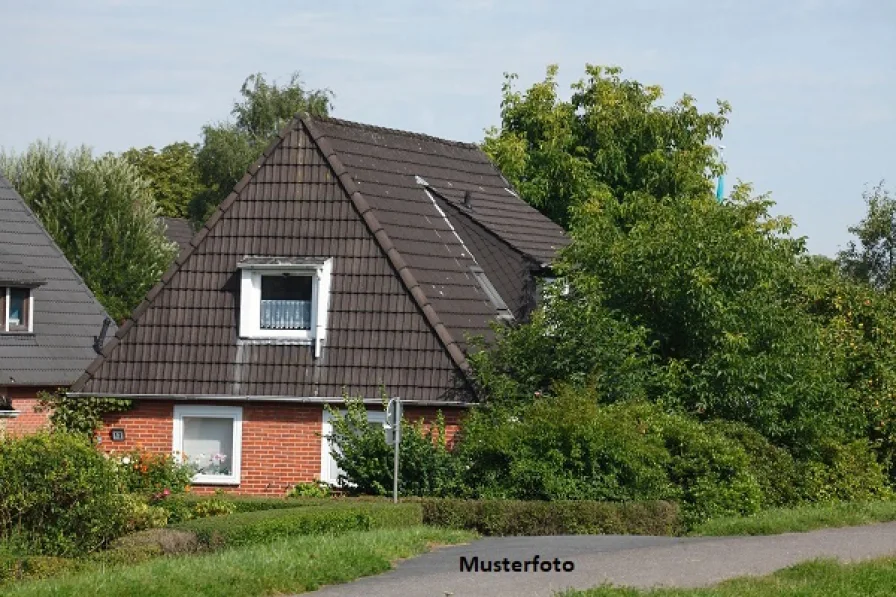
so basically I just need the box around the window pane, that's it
[260,275,312,330]
[183,417,234,476]
[8,288,28,327]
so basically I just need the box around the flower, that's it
[121,456,131,465]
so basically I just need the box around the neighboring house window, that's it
[320,409,386,486]
[469,265,514,321]
[172,405,242,485]
[1,287,33,333]
[237,258,333,356]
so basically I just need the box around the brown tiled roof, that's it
[159,217,194,253]
[71,115,568,403]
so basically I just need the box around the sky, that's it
[1,0,893,257]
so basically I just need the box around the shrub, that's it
[287,481,332,498]
[801,440,892,502]
[455,391,761,525]
[111,449,195,495]
[709,420,804,508]
[0,432,131,556]
[35,391,132,438]
[173,503,421,548]
[108,528,202,556]
[0,554,82,585]
[326,397,457,497]
[121,494,170,532]
[421,499,679,536]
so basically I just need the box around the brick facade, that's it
[1,387,52,436]
[99,400,464,496]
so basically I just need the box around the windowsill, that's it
[237,337,315,346]
[191,477,240,486]
[0,410,20,419]
[0,331,34,336]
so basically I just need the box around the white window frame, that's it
[3,287,34,333]
[172,405,243,486]
[320,409,386,486]
[238,259,332,356]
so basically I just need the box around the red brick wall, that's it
[1,387,52,436]
[99,400,466,496]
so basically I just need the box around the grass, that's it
[2,526,475,597]
[691,500,896,536]
[560,557,896,596]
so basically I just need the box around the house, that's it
[68,115,568,495]
[159,217,194,253]
[0,175,115,435]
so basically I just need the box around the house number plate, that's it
[110,428,126,442]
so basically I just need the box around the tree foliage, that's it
[0,142,176,321]
[121,142,203,219]
[483,64,729,228]
[838,183,896,291]
[190,72,332,223]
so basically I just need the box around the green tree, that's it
[121,142,203,219]
[483,64,729,228]
[0,142,177,321]
[473,185,863,456]
[190,72,333,223]
[838,183,896,291]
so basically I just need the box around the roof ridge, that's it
[301,114,472,380]
[307,114,481,150]
[70,118,299,393]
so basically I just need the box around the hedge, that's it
[0,554,82,585]
[421,499,680,536]
[172,502,422,548]
[163,494,395,514]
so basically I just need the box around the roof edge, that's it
[301,114,471,377]
[427,185,544,268]
[65,392,473,407]
[70,119,300,393]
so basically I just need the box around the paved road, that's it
[309,522,896,596]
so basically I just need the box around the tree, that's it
[483,64,729,228]
[190,72,333,223]
[471,185,864,456]
[838,183,896,291]
[121,142,203,219]
[0,142,177,322]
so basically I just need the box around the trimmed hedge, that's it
[173,502,422,548]
[421,499,680,536]
[0,554,82,585]
[161,494,394,515]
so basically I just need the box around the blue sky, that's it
[1,0,893,256]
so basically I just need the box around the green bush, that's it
[152,495,238,524]
[422,499,679,536]
[326,398,458,497]
[801,440,892,502]
[455,392,761,525]
[0,432,131,556]
[287,481,332,498]
[0,554,82,585]
[111,449,195,495]
[709,421,804,508]
[173,503,421,548]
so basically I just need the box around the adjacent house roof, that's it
[71,115,568,403]
[0,175,115,386]
[159,217,194,253]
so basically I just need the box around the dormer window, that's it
[1,287,33,333]
[237,257,332,356]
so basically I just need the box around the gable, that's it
[0,176,113,387]
[76,123,466,402]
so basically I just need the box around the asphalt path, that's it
[308,522,896,596]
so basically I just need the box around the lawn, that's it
[691,500,896,536]
[3,526,475,597]
[561,557,896,596]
